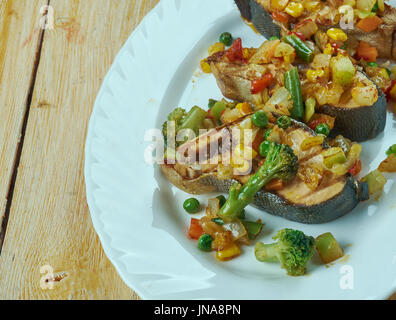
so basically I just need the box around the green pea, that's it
[252,110,269,128]
[315,123,330,136]
[211,218,224,226]
[198,234,213,251]
[264,128,273,140]
[386,144,396,156]
[259,140,271,157]
[219,32,233,46]
[183,198,200,214]
[208,99,217,109]
[367,62,378,67]
[269,36,279,41]
[217,195,227,207]
[277,116,291,129]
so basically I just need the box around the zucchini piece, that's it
[315,232,344,264]
[207,102,226,122]
[361,169,387,195]
[242,221,264,240]
[322,147,347,168]
[179,106,208,134]
[330,55,356,86]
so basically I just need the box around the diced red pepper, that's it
[272,11,290,24]
[288,31,305,41]
[348,160,362,176]
[251,73,273,94]
[226,38,245,63]
[309,119,322,130]
[188,218,204,240]
[308,114,335,131]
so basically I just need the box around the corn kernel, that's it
[270,0,290,11]
[304,0,321,11]
[327,28,348,42]
[284,2,304,18]
[200,59,211,73]
[208,42,225,56]
[216,244,241,261]
[236,102,252,115]
[323,43,335,55]
[307,69,325,82]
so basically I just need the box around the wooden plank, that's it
[0,0,158,300]
[0,0,48,235]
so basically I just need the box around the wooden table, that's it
[0,0,160,300]
[0,0,394,301]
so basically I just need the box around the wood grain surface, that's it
[0,0,158,300]
[0,0,48,238]
[0,0,394,300]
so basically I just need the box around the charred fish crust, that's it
[252,175,368,224]
[317,80,387,142]
[249,0,281,39]
[234,0,252,21]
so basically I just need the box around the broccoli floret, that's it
[218,142,298,220]
[162,106,207,146]
[162,108,187,146]
[255,229,315,276]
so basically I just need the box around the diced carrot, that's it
[356,16,383,32]
[272,11,290,24]
[251,73,273,94]
[188,218,204,240]
[265,179,284,191]
[356,41,378,62]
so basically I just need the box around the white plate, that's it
[85,0,396,300]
